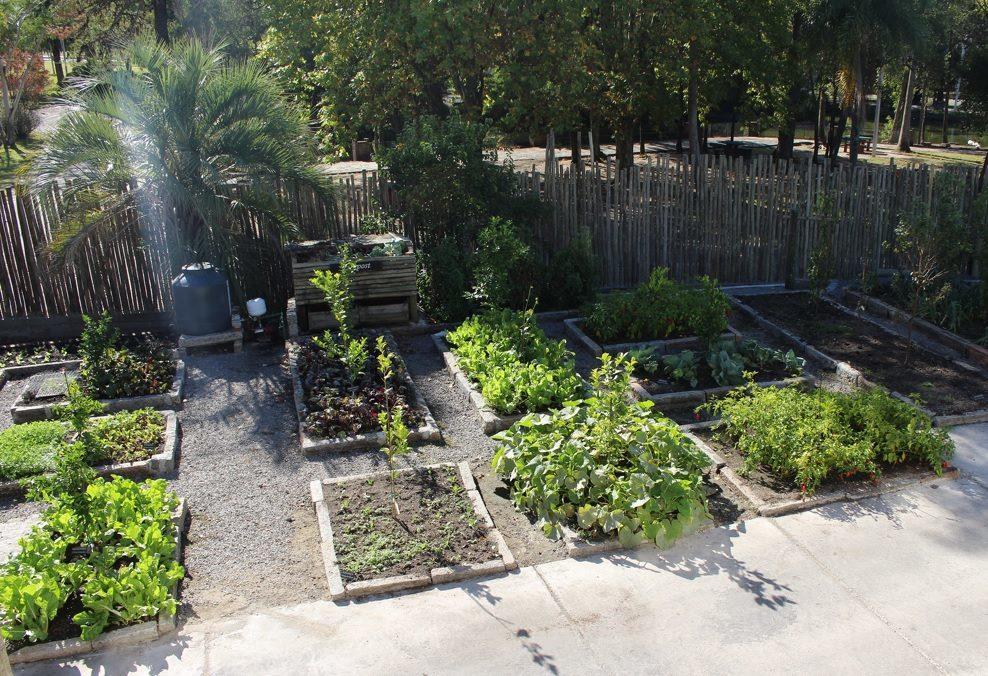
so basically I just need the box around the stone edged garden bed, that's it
[630,374,816,407]
[563,317,741,358]
[288,334,441,455]
[682,420,960,517]
[311,461,517,601]
[10,360,187,424]
[0,359,83,390]
[7,498,189,666]
[0,410,181,498]
[844,288,988,369]
[432,331,526,435]
[729,293,988,426]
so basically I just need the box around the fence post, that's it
[783,208,799,289]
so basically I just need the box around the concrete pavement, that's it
[16,424,988,675]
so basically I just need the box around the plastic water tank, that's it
[171,263,232,336]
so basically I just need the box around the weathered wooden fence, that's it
[1,156,984,334]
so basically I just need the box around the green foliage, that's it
[707,384,954,493]
[585,268,729,346]
[469,217,537,309]
[77,313,174,400]
[540,233,598,311]
[84,410,165,466]
[446,309,584,415]
[662,350,699,388]
[312,245,369,384]
[375,336,410,502]
[706,342,745,387]
[492,353,709,546]
[0,422,64,482]
[634,339,804,389]
[0,476,183,644]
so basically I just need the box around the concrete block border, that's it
[563,317,741,358]
[684,422,961,517]
[844,289,988,369]
[630,375,816,407]
[728,294,988,427]
[0,359,82,391]
[0,410,180,498]
[8,498,189,666]
[431,331,527,435]
[10,360,186,424]
[289,333,441,455]
[311,462,517,602]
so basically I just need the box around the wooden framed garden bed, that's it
[311,462,516,601]
[289,334,440,455]
[683,420,960,517]
[7,499,189,666]
[844,289,988,369]
[731,291,988,426]
[431,331,531,435]
[563,317,740,357]
[10,360,186,424]
[0,410,180,498]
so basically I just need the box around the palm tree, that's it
[813,0,924,164]
[31,33,336,292]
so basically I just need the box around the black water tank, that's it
[171,263,232,336]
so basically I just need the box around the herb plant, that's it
[376,336,410,519]
[706,383,954,493]
[492,354,709,547]
[446,309,584,415]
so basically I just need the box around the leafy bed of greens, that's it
[707,383,955,494]
[0,477,183,645]
[0,410,165,482]
[631,339,805,390]
[492,354,709,547]
[446,308,584,416]
[584,267,730,345]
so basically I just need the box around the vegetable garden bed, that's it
[733,292,988,425]
[289,334,440,454]
[311,462,516,601]
[687,383,958,517]
[10,361,185,424]
[0,410,179,497]
[844,289,988,369]
[564,317,740,358]
[4,484,188,666]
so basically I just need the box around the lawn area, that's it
[0,135,42,187]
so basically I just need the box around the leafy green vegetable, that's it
[447,308,584,415]
[662,350,699,387]
[0,422,65,482]
[706,383,954,493]
[492,353,709,547]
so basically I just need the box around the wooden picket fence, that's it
[1,156,984,332]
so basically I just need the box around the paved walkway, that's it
[16,423,988,675]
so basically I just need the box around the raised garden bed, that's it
[733,291,988,425]
[0,410,179,497]
[5,486,188,666]
[311,462,516,601]
[686,421,958,517]
[10,361,186,424]
[845,289,988,369]
[564,317,740,357]
[289,333,440,454]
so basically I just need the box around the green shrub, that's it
[0,422,65,482]
[492,354,709,546]
[540,233,597,310]
[707,384,954,493]
[584,268,729,345]
[78,313,174,400]
[470,217,538,309]
[446,309,584,415]
[0,477,183,643]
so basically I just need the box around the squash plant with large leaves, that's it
[492,353,709,547]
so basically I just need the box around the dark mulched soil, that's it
[743,293,988,415]
[323,465,497,582]
[694,426,941,505]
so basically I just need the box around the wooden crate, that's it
[288,233,418,330]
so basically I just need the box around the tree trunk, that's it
[897,63,915,152]
[688,40,700,163]
[777,11,803,160]
[849,50,864,165]
[941,87,949,144]
[831,114,847,163]
[49,39,65,86]
[615,121,635,173]
[918,85,928,144]
[152,0,169,43]
[889,67,909,142]
[813,80,824,161]
[872,68,883,151]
